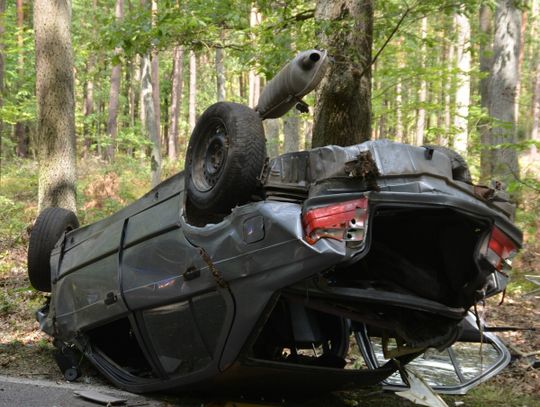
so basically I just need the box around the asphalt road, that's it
[0,375,167,407]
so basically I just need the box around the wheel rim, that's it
[191,119,229,192]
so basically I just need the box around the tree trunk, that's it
[395,37,404,143]
[216,30,226,102]
[105,0,124,161]
[453,10,471,156]
[34,0,77,212]
[169,46,183,161]
[124,55,139,157]
[151,0,161,147]
[283,113,300,153]
[83,58,95,155]
[188,50,197,133]
[415,17,428,147]
[82,0,98,156]
[513,9,527,139]
[141,55,161,187]
[312,0,373,147]
[485,0,521,182]
[378,99,387,140]
[479,4,493,180]
[15,0,28,157]
[528,0,540,157]
[0,0,5,162]
[264,119,280,157]
[248,7,261,108]
[444,37,455,147]
[530,57,540,157]
[304,119,313,150]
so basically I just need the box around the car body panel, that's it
[38,140,522,395]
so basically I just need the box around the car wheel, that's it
[185,102,266,214]
[425,145,472,183]
[27,207,79,292]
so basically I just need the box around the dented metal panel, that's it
[38,139,522,395]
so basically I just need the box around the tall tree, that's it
[216,30,226,102]
[151,0,161,146]
[444,28,455,146]
[0,0,5,165]
[415,17,428,146]
[483,0,522,182]
[395,37,404,143]
[531,55,540,157]
[169,46,183,161]
[529,0,540,157]
[34,0,77,212]
[264,119,280,157]
[139,0,160,186]
[188,50,197,133]
[283,112,300,153]
[15,0,27,157]
[105,0,124,161]
[514,7,527,140]
[248,6,261,108]
[312,0,373,147]
[82,0,98,155]
[478,3,493,178]
[141,56,161,187]
[453,9,471,155]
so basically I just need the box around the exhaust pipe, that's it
[255,50,329,120]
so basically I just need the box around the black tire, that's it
[185,102,266,214]
[27,207,79,292]
[425,145,472,183]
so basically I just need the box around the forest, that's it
[0,0,539,406]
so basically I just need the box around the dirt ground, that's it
[1,237,539,406]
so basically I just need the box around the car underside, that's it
[29,139,521,395]
[27,50,522,396]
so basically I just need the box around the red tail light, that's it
[302,198,368,245]
[486,226,517,272]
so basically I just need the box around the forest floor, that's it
[1,157,539,407]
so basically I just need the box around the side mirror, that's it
[256,49,329,120]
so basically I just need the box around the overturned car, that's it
[28,50,522,396]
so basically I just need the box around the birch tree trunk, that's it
[105,0,124,161]
[169,46,183,161]
[141,56,161,187]
[415,17,428,147]
[312,0,373,147]
[485,0,521,182]
[34,0,77,212]
[453,10,471,156]
[188,50,197,133]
